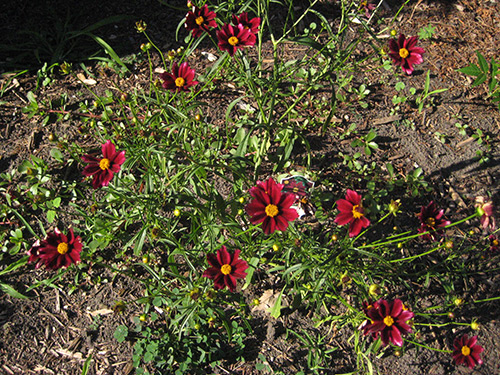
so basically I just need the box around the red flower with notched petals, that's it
[418,201,450,241]
[216,23,256,57]
[388,34,424,75]
[246,178,299,234]
[28,228,82,270]
[231,12,260,35]
[159,62,198,92]
[185,5,217,38]
[82,140,125,189]
[203,246,248,292]
[363,299,414,347]
[334,189,370,237]
[453,334,484,369]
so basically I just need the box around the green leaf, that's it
[114,325,128,343]
[50,148,64,162]
[458,64,482,77]
[90,36,129,72]
[269,286,285,319]
[0,282,28,299]
[477,51,489,73]
[472,74,487,87]
[81,353,92,375]
[46,210,56,223]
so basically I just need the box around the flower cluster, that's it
[184,5,259,57]
[245,178,299,234]
[362,298,414,347]
[28,228,83,270]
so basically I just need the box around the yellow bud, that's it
[390,29,397,37]
[139,314,147,322]
[272,244,279,252]
[173,209,181,217]
[252,298,260,306]
[471,321,480,330]
[369,284,381,296]
[454,298,464,307]
[331,234,338,241]
[194,114,202,122]
[238,197,245,204]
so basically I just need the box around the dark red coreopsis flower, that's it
[418,201,450,241]
[359,1,376,19]
[231,12,260,35]
[82,140,126,189]
[203,246,248,292]
[453,334,484,369]
[334,189,370,237]
[363,298,414,347]
[475,196,496,232]
[185,4,217,38]
[159,62,198,92]
[28,228,82,270]
[216,23,256,57]
[246,178,299,234]
[388,34,424,75]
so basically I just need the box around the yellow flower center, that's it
[195,16,204,26]
[57,242,69,255]
[175,77,185,87]
[399,48,409,59]
[352,204,364,219]
[461,345,471,356]
[265,204,279,218]
[99,158,110,170]
[426,217,436,227]
[220,264,232,275]
[228,36,239,46]
[493,239,499,246]
[383,315,394,327]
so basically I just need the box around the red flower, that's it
[453,334,484,369]
[418,201,450,241]
[216,23,256,57]
[231,12,260,35]
[202,246,248,292]
[388,34,424,75]
[246,178,299,234]
[82,140,125,189]
[28,228,83,270]
[363,299,414,347]
[475,196,496,232]
[185,4,217,38]
[359,1,376,18]
[159,62,198,92]
[334,189,370,237]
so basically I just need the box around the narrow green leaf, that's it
[269,286,285,319]
[0,282,28,299]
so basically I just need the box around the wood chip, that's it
[372,115,402,125]
[76,73,97,85]
[89,308,114,317]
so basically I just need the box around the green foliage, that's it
[458,51,500,110]
[1,1,497,374]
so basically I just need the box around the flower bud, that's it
[135,20,147,33]
[368,283,381,296]
[173,209,181,217]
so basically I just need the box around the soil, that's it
[1,0,500,374]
